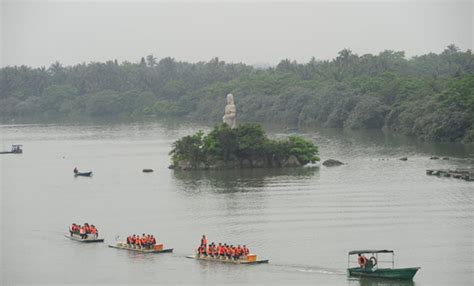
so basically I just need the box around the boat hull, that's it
[348,267,420,280]
[65,234,104,243]
[75,172,93,177]
[186,255,269,265]
[0,151,22,154]
[108,244,173,253]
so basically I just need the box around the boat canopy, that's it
[348,249,394,255]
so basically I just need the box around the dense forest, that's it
[1,45,473,142]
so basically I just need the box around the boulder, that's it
[322,159,344,167]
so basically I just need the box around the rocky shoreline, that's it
[170,155,303,171]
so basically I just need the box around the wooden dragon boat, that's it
[108,242,173,253]
[187,253,269,265]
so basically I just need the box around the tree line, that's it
[1,45,473,142]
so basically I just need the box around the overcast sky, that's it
[1,0,472,67]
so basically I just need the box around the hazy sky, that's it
[1,0,472,67]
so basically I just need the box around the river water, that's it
[1,123,473,285]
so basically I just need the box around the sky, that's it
[1,0,472,67]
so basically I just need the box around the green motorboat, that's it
[347,250,420,280]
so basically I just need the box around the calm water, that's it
[1,123,473,285]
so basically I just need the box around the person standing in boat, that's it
[73,167,78,174]
[201,235,207,248]
[358,253,368,269]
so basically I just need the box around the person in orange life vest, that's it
[242,245,249,256]
[201,235,207,247]
[211,243,217,258]
[69,223,76,236]
[217,243,224,257]
[90,225,97,238]
[207,243,215,258]
[135,235,142,248]
[83,223,90,234]
[226,245,232,259]
[141,235,148,249]
[358,254,368,269]
[79,225,86,239]
[197,245,205,257]
[236,245,242,259]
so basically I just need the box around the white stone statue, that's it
[223,93,237,128]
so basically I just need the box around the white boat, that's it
[65,233,104,243]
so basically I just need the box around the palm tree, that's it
[146,54,157,67]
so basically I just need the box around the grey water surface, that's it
[1,123,472,285]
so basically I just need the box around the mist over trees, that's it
[1,45,473,142]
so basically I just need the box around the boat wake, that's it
[269,263,345,276]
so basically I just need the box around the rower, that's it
[90,225,97,238]
[242,245,249,256]
[79,225,86,239]
[74,167,78,174]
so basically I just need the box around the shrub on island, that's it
[169,123,319,170]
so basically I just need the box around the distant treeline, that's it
[1,45,473,142]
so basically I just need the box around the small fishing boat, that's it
[187,253,269,265]
[74,171,93,177]
[65,233,104,243]
[0,144,23,154]
[108,242,173,253]
[347,250,420,280]
[142,168,154,173]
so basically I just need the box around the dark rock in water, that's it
[430,156,439,160]
[442,157,449,160]
[143,169,154,173]
[399,157,408,161]
[322,159,344,167]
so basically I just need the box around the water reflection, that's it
[172,167,319,193]
[348,278,415,286]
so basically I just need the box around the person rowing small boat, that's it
[73,167,93,177]
[66,223,103,242]
[188,235,268,264]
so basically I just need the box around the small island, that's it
[169,123,319,170]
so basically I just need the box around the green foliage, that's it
[170,123,320,167]
[169,131,206,166]
[1,46,473,142]
[284,136,320,164]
